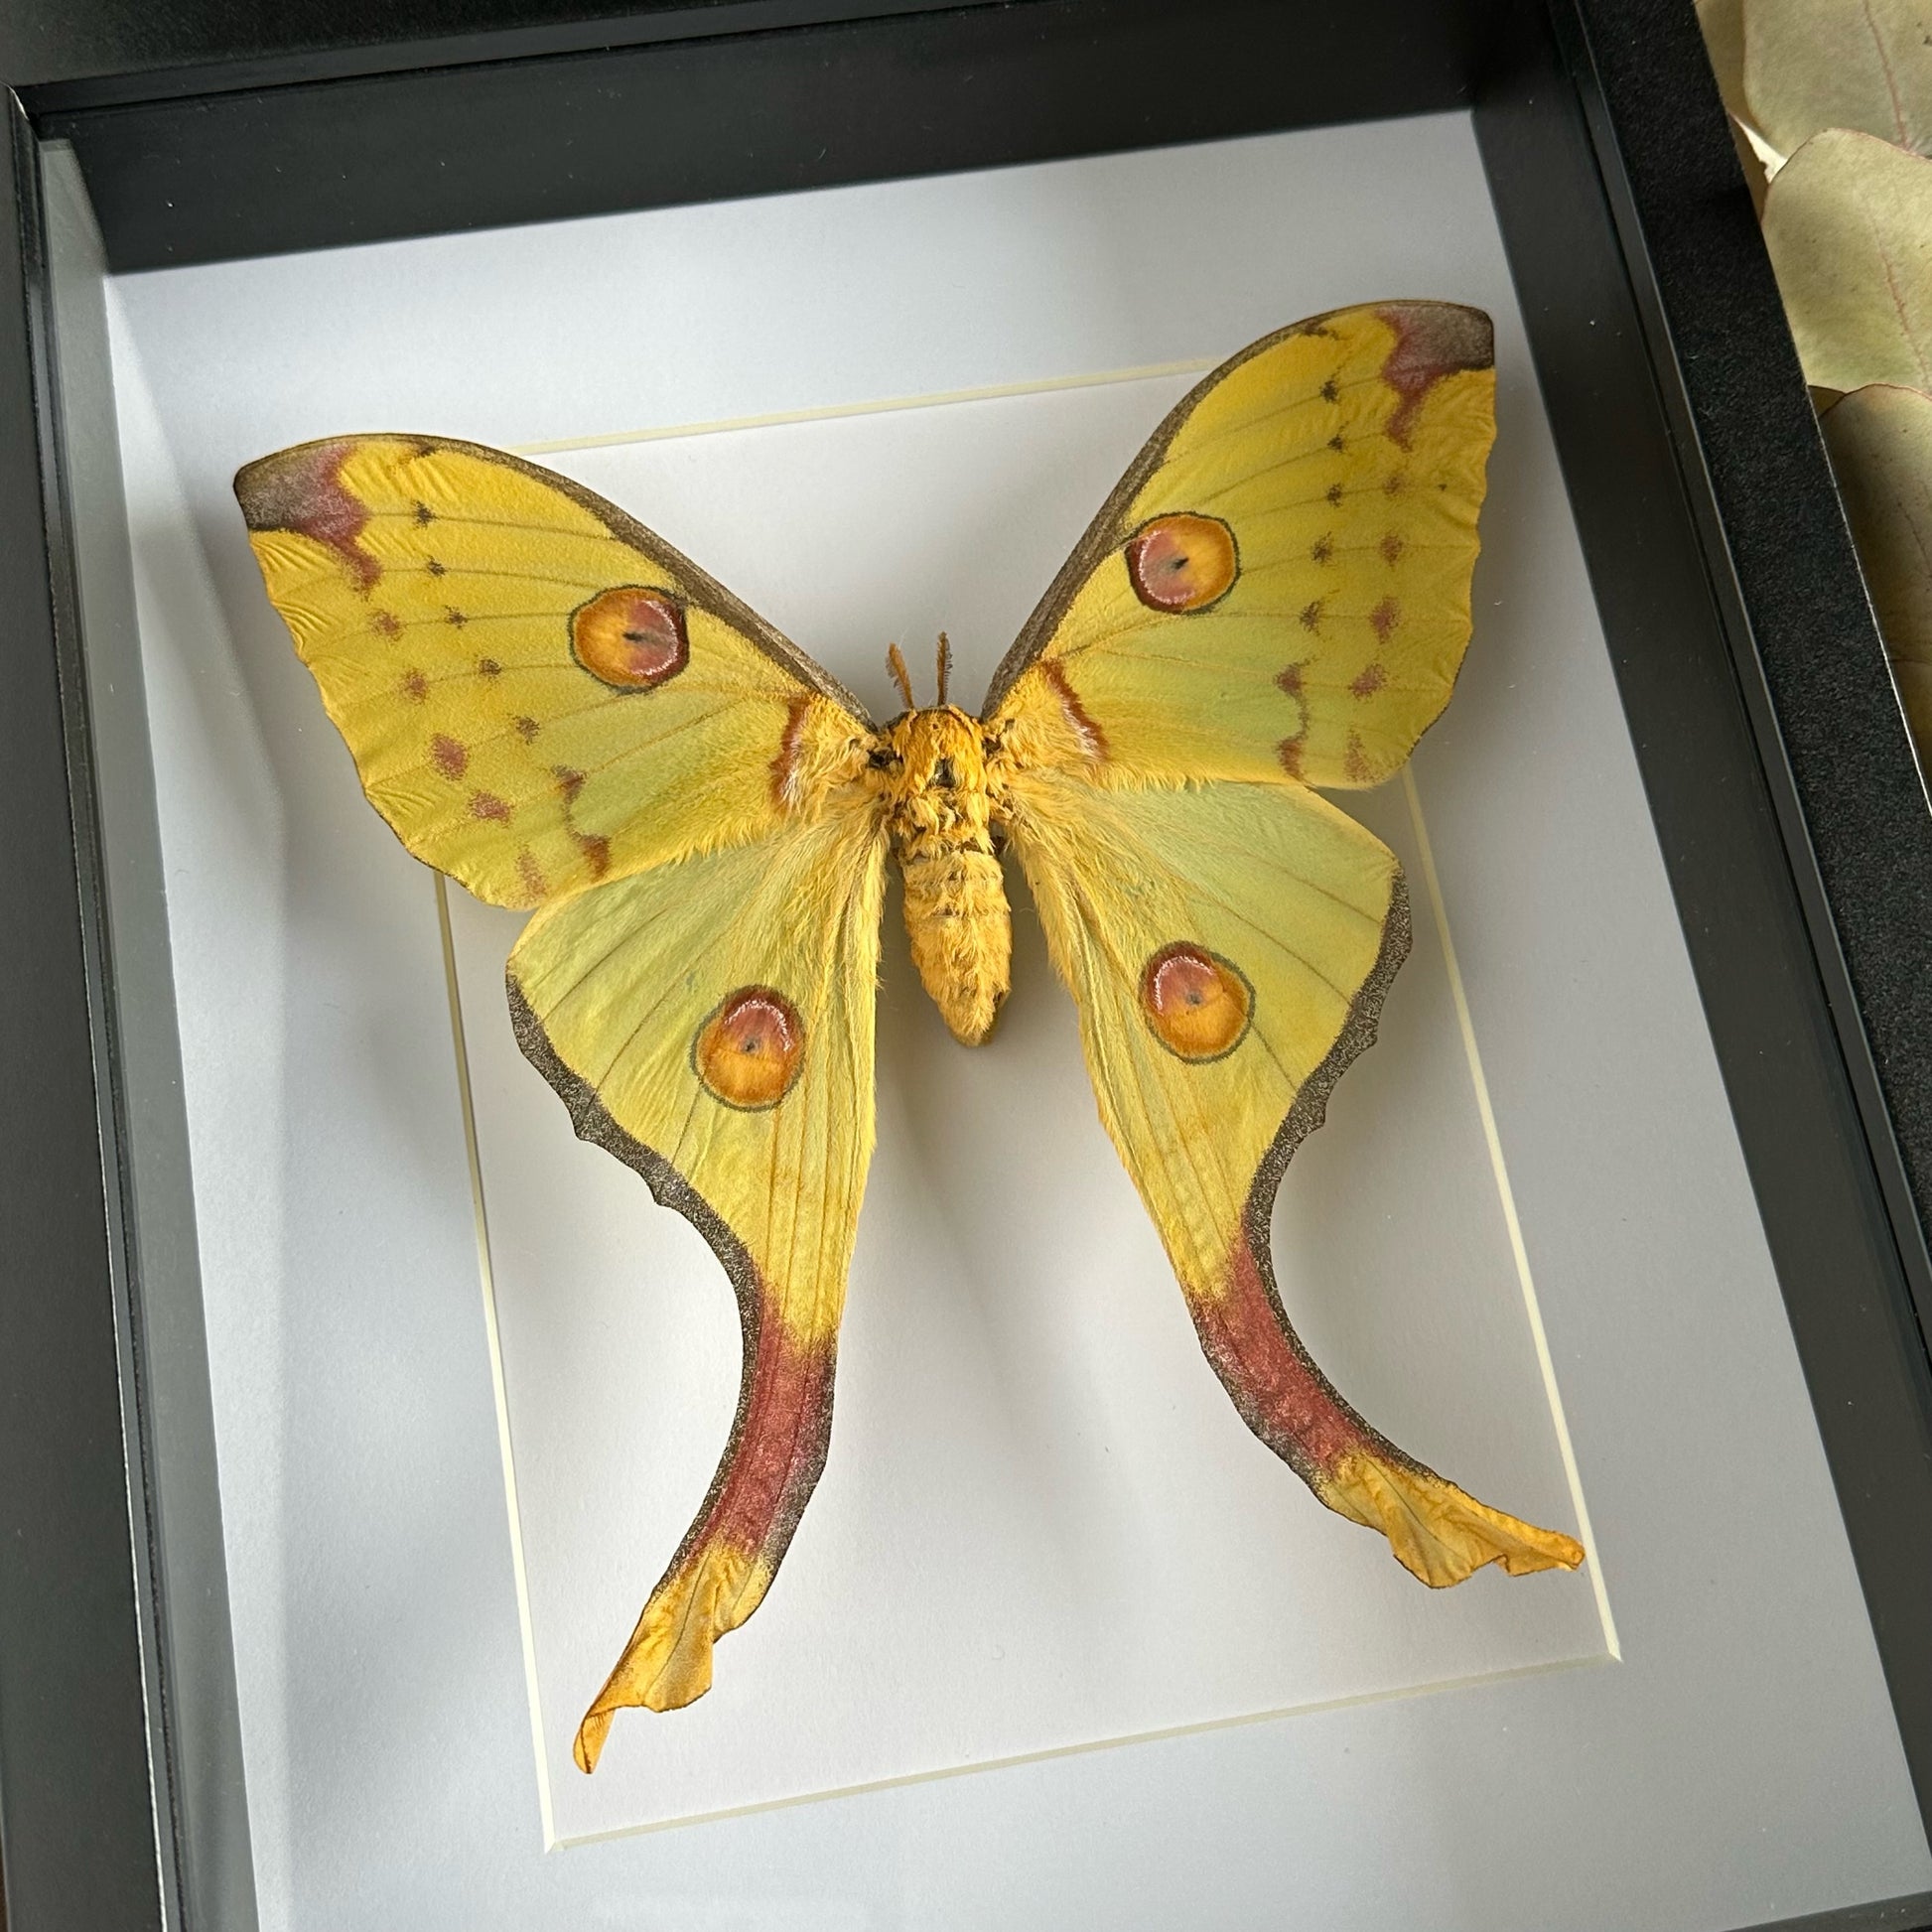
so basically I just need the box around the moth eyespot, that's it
[1140,943,1253,1061]
[571,587,691,690]
[694,987,804,1110]
[1125,513,1238,614]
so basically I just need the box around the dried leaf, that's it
[1697,0,1775,207]
[1744,0,1932,157]
[1738,117,1790,180]
[1762,129,1932,391]
[1821,381,1932,756]
[1700,0,1749,114]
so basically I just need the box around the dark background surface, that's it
[38,0,1489,269]
[5,0,826,94]
[9,0,1139,106]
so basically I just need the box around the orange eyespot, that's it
[1140,943,1253,1060]
[694,987,804,1109]
[572,587,690,689]
[1126,513,1238,613]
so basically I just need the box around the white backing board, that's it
[100,110,1931,1932]
[444,378,1606,1839]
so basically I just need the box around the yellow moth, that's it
[236,300,1584,1774]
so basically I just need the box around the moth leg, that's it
[573,1283,837,1772]
[1192,1239,1583,1585]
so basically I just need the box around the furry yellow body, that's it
[873,704,1012,1045]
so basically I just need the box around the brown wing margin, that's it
[236,433,875,725]
[1193,876,1420,1492]
[508,982,838,1771]
[978,301,1494,718]
[1007,766,1585,1590]
[1187,878,1586,1585]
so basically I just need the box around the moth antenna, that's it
[935,631,952,705]
[887,641,916,710]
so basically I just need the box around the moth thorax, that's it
[881,705,990,823]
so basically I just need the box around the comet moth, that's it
[235,299,1585,1773]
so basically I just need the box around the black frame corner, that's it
[5,3,1932,1929]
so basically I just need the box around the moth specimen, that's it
[236,300,1584,1773]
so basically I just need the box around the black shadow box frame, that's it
[5,1,1932,1927]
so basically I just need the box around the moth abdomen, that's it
[897,836,1011,1046]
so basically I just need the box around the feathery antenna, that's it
[886,641,916,710]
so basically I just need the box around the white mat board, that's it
[102,109,1929,1932]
